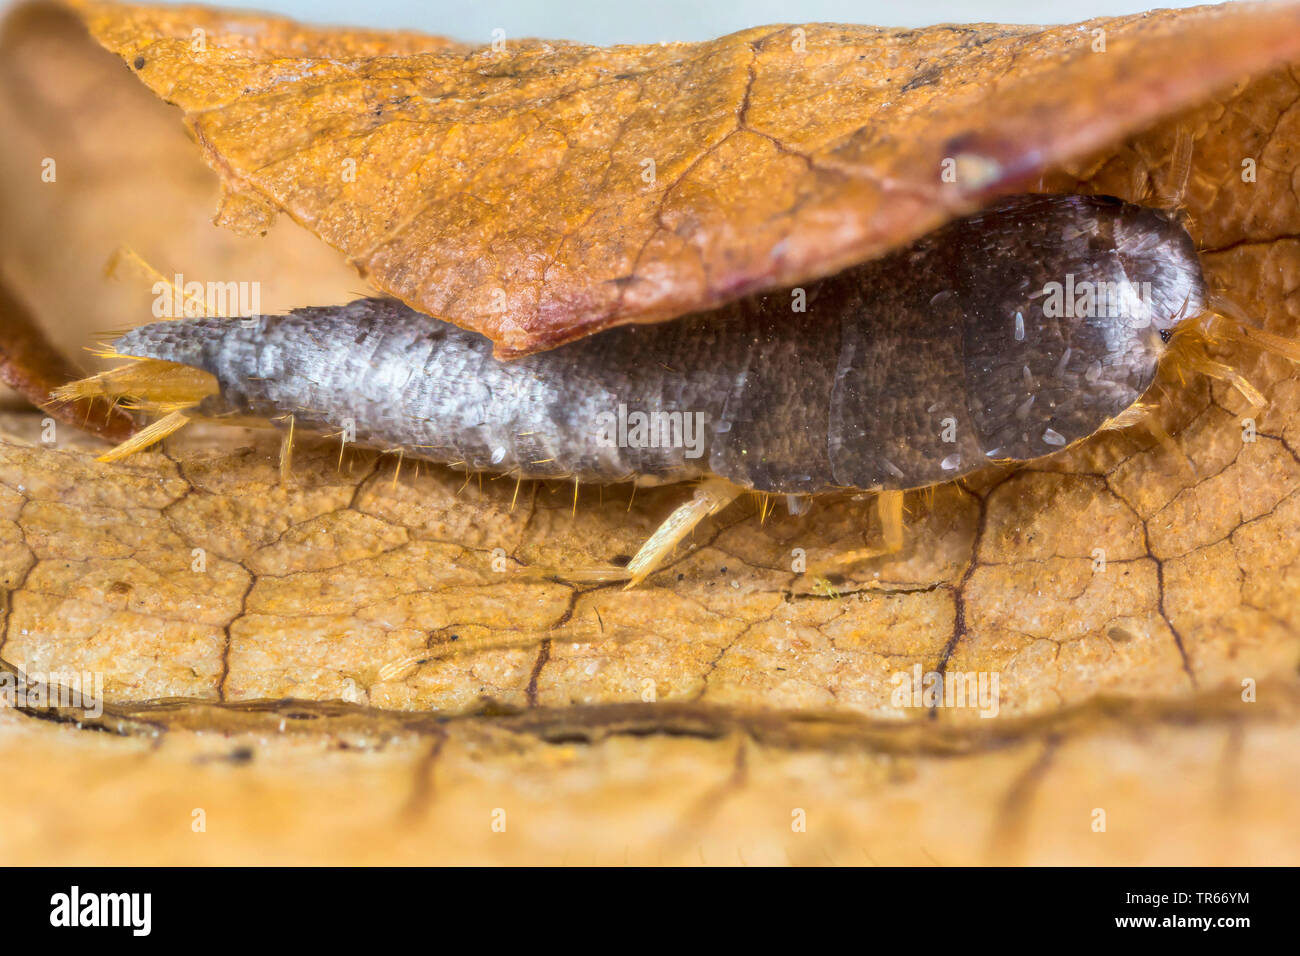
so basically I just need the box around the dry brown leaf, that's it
[0,1,1298,864]
[0,278,133,439]
[0,0,362,408]
[69,0,1300,354]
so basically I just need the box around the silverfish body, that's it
[112,193,1206,494]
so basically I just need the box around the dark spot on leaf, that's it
[901,64,942,92]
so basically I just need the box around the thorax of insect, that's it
[56,193,1299,587]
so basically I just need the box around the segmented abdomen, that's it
[112,194,1206,493]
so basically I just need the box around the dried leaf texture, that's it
[0,278,132,439]
[0,1,362,407]
[70,0,1300,354]
[0,1,1299,864]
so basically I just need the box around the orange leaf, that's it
[69,0,1300,355]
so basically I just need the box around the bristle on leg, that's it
[278,414,296,487]
[807,488,906,583]
[95,410,191,462]
[1164,312,1268,409]
[51,356,216,462]
[515,477,743,587]
[621,478,741,588]
[1200,300,1300,366]
[51,358,217,413]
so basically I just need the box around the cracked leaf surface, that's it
[1,1,1299,864]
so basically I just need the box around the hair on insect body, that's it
[56,191,1300,587]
